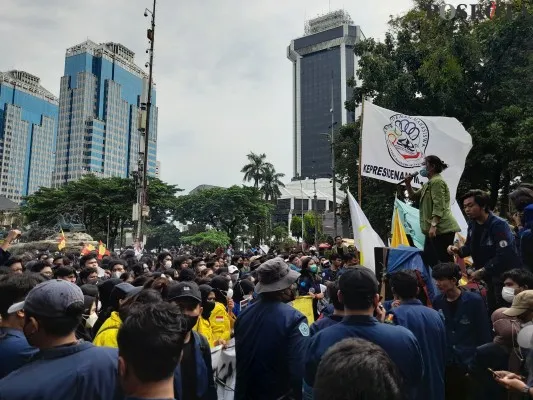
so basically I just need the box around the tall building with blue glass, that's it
[0,70,58,202]
[287,10,364,179]
[53,40,157,186]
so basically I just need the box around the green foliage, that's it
[181,230,230,251]
[290,215,303,241]
[338,0,533,235]
[303,212,322,245]
[145,223,181,250]
[21,175,181,248]
[175,186,272,245]
[261,164,285,202]
[241,152,285,202]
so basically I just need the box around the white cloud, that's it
[0,0,416,192]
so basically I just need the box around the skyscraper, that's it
[287,10,364,179]
[53,40,157,186]
[0,70,58,202]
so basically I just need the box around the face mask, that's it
[85,313,98,328]
[309,265,318,274]
[97,301,102,313]
[164,261,172,269]
[243,294,253,301]
[231,273,239,283]
[420,167,429,178]
[228,280,233,289]
[185,314,199,331]
[113,272,122,279]
[502,287,515,303]
[281,287,296,303]
[237,263,243,268]
[202,301,215,319]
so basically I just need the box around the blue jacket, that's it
[518,204,533,270]
[432,290,492,369]
[0,328,38,379]
[459,212,521,277]
[304,315,424,399]
[387,300,447,400]
[0,341,122,400]
[309,314,343,336]
[188,331,217,400]
[234,297,309,400]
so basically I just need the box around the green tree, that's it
[337,0,533,236]
[145,223,181,250]
[21,175,181,248]
[181,230,230,252]
[175,186,271,245]
[241,152,272,189]
[260,164,285,202]
[303,211,322,245]
[290,215,303,242]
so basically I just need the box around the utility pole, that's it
[135,0,156,246]
[330,70,338,237]
[313,175,318,246]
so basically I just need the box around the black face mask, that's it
[202,301,216,319]
[237,263,244,268]
[186,315,199,332]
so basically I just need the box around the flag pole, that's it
[358,96,365,205]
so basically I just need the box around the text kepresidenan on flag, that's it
[361,101,472,202]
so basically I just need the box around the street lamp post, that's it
[135,0,156,245]
[329,70,338,238]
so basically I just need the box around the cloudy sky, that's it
[1,0,429,193]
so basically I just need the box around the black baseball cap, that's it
[339,267,379,296]
[167,282,202,303]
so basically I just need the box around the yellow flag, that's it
[291,296,315,325]
[58,229,66,251]
[391,209,409,247]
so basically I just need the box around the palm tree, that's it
[260,164,285,202]
[241,152,272,188]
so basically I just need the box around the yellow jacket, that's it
[209,302,235,346]
[193,316,214,347]
[93,311,122,348]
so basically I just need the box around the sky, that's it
[0,0,427,193]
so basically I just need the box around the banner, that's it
[291,296,315,324]
[361,101,472,202]
[347,191,385,272]
[212,339,236,400]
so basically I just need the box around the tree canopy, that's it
[21,175,181,248]
[336,0,533,238]
[175,185,272,246]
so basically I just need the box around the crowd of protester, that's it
[0,184,532,399]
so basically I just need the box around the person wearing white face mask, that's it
[76,296,97,342]
[110,260,126,279]
[500,268,533,306]
[155,252,173,272]
[232,279,255,317]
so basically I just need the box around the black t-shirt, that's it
[471,222,487,264]
[448,293,462,318]
[181,335,198,400]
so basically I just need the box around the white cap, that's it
[7,301,25,314]
[228,265,239,274]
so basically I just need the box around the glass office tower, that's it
[53,40,158,186]
[287,10,364,179]
[0,70,58,202]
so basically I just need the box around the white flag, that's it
[361,101,472,202]
[347,191,385,272]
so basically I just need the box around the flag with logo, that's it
[361,101,472,202]
[347,191,385,272]
[58,229,67,251]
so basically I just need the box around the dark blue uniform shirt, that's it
[234,297,309,400]
[0,341,122,400]
[304,315,424,399]
[432,290,492,370]
[387,299,447,400]
[309,314,343,336]
[0,328,37,379]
